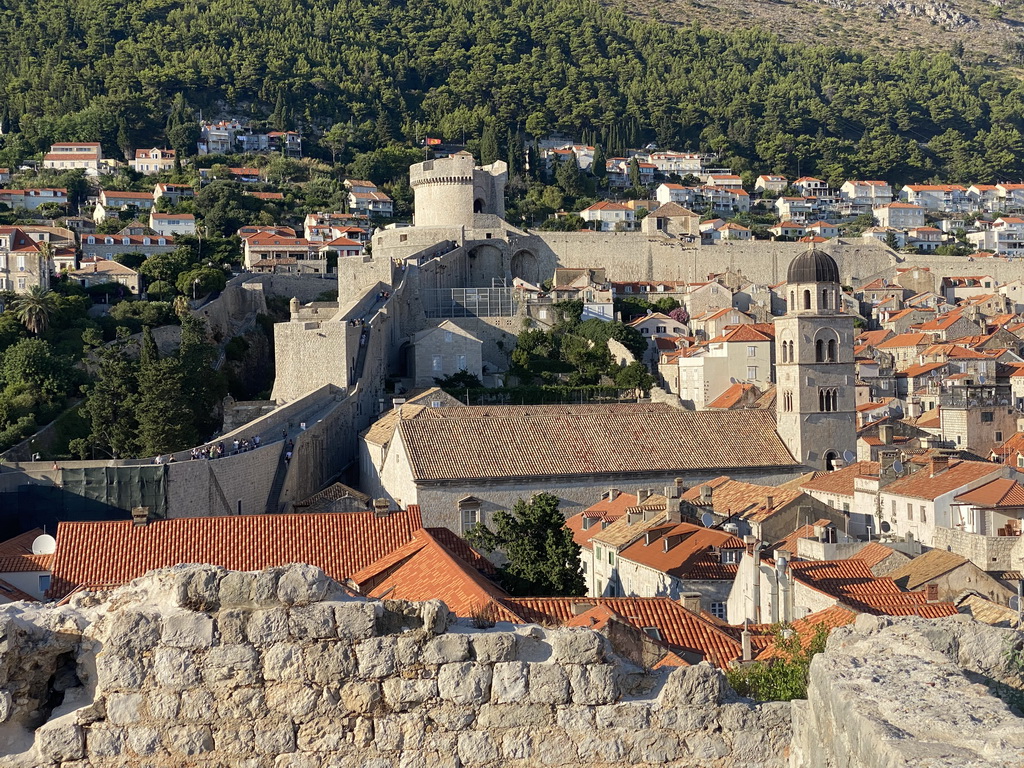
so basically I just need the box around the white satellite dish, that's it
[843,450,855,464]
[31,534,56,555]
[893,460,904,474]
[700,512,715,528]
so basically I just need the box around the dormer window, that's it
[122,238,130,245]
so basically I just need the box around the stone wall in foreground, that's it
[0,565,791,768]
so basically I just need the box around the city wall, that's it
[0,566,1019,768]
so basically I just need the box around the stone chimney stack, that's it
[930,455,949,477]
[879,423,894,446]
[680,593,702,614]
[131,507,151,526]
[373,498,391,517]
[608,488,619,501]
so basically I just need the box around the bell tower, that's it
[774,248,856,470]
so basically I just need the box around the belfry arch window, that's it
[803,289,811,310]
[783,391,793,412]
[822,289,829,309]
[815,331,838,362]
[818,388,839,412]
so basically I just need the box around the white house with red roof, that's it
[655,182,698,207]
[42,142,105,175]
[80,230,175,261]
[839,180,893,212]
[0,226,50,293]
[661,324,774,408]
[754,174,788,194]
[967,217,1024,256]
[93,190,155,222]
[579,200,636,231]
[148,212,196,236]
[130,148,177,175]
[774,196,815,222]
[242,230,326,274]
[900,184,970,213]
[996,182,1024,211]
[874,202,926,229]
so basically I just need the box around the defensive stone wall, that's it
[0,565,790,768]
[0,566,1019,767]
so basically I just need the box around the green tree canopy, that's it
[466,492,585,596]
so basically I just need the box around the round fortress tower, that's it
[409,151,477,228]
[410,151,508,229]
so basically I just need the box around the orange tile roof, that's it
[617,521,743,580]
[351,529,514,620]
[582,490,638,522]
[787,559,956,616]
[711,325,773,343]
[499,596,741,667]
[706,382,757,410]
[886,550,972,591]
[877,332,934,349]
[954,477,1024,507]
[847,542,902,569]
[0,529,53,573]
[882,460,1003,501]
[856,329,894,346]
[770,518,835,554]
[397,404,798,481]
[48,508,424,598]
[680,476,803,524]
[800,461,879,497]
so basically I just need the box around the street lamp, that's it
[193,278,201,300]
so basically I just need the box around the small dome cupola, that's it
[786,247,840,285]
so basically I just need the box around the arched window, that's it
[815,339,824,362]
[824,451,838,471]
[822,289,829,309]
[819,388,839,412]
[783,391,793,412]
[790,291,795,309]
[827,339,837,362]
[803,289,811,310]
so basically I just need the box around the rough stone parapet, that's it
[0,564,790,767]
[791,613,1024,768]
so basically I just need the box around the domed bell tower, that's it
[774,248,856,470]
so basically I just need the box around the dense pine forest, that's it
[0,0,1023,182]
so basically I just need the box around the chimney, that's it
[699,484,713,505]
[680,592,702,614]
[373,498,391,517]
[930,455,949,476]
[741,626,752,661]
[879,423,894,446]
[764,495,774,514]
[665,499,682,525]
[925,583,939,603]
[131,506,151,526]
[744,534,757,557]
[637,488,650,502]
[571,601,595,616]
[608,488,619,501]
[664,484,678,499]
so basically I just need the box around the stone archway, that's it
[510,249,540,284]
[474,198,485,213]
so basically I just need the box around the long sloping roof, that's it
[397,404,796,482]
[47,508,423,599]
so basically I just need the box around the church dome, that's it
[787,247,840,285]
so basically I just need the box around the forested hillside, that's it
[1,0,1024,181]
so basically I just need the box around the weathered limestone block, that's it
[105,610,162,652]
[217,608,251,644]
[334,602,378,641]
[204,643,261,687]
[304,641,356,685]
[437,661,491,705]
[248,607,291,646]
[289,603,337,640]
[37,719,85,761]
[94,652,146,692]
[0,688,12,722]
[178,687,217,722]
[566,663,617,705]
[576,731,628,763]
[174,565,225,613]
[458,731,500,766]
[125,725,164,757]
[470,631,517,663]
[628,730,680,764]
[218,571,256,607]
[145,690,180,720]
[421,633,471,665]
[254,718,297,755]
[153,647,202,689]
[263,642,306,682]
[596,701,651,730]
[296,715,351,751]
[276,564,332,606]
[550,628,604,664]
[535,728,580,765]
[527,663,570,704]
[213,721,257,756]
[216,686,268,720]
[85,725,126,757]
[164,724,214,755]
[162,610,215,649]
[382,677,439,711]
[491,660,529,703]
[103,692,142,725]
[372,713,427,753]
[658,662,725,708]
[356,637,397,678]
[340,680,382,715]
[476,702,554,729]
[266,682,319,719]
[500,727,535,760]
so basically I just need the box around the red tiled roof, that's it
[0,529,53,573]
[47,508,424,598]
[954,477,1024,507]
[788,559,957,616]
[881,460,1002,502]
[350,529,514,621]
[847,542,902,569]
[617,521,743,580]
[681,476,804,524]
[754,606,857,660]
[706,383,757,410]
[499,596,741,667]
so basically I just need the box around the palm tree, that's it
[13,284,56,335]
